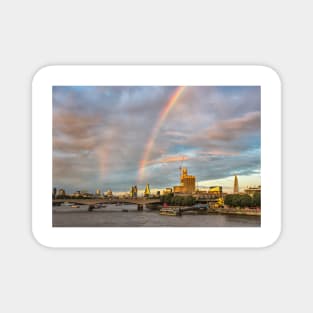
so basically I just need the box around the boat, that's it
[71,205,80,208]
[160,207,181,216]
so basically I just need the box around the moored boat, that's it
[160,207,181,216]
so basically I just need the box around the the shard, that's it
[234,175,239,193]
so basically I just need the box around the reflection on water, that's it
[53,204,261,227]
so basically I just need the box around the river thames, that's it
[53,204,261,227]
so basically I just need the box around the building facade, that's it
[173,167,196,194]
[208,186,223,199]
[57,188,66,197]
[163,187,173,195]
[244,186,261,197]
[130,185,137,198]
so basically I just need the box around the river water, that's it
[53,204,260,227]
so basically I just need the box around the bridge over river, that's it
[53,198,161,211]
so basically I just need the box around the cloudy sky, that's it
[53,86,260,194]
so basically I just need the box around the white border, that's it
[32,65,281,248]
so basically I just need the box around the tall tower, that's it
[181,167,188,182]
[130,186,137,198]
[144,184,151,197]
[177,167,195,194]
[233,175,239,193]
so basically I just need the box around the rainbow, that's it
[137,86,186,182]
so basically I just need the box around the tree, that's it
[167,196,175,205]
[163,193,173,205]
[232,194,241,207]
[240,194,252,208]
[176,196,194,206]
[174,196,182,206]
[186,196,194,206]
[224,194,233,206]
[252,192,261,207]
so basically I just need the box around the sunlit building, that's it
[82,192,93,198]
[57,188,66,197]
[196,190,208,195]
[173,167,196,194]
[73,190,81,197]
[130,185,137,198]
[208,186,223,199]
[163,187,173,195]
[244,185,261,197]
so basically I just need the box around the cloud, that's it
[53,86,261,192]
[147,155,189,165]
[207,111,260,141]
[186,111,260,155]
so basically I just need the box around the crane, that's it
[179,156,185,181]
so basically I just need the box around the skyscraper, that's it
[233,175,239,193]
[130,185,137,198]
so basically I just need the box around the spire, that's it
[144,184,150,197]
[234,175,239,193]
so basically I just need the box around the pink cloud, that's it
[147,155,189,165]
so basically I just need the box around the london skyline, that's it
[53,86,261,193]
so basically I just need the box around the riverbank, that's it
[148,204,261,216]
[208,207,261,216]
